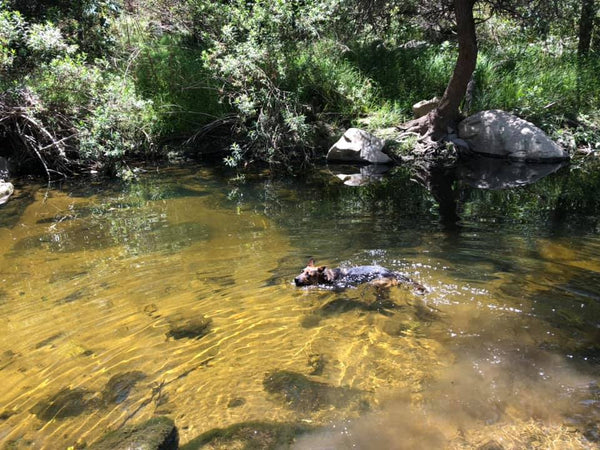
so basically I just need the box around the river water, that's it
[0,160,599,449]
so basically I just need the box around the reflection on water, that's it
[456,156,569,190]
[0,163,599,448]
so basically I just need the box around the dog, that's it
[294,258,426,293]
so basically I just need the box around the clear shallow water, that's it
[0,163,599,449]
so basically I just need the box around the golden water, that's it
[0,166,598,449]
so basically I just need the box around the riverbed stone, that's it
[102,371,147,405]
[30,387,96,420]
[166,314,212,340]
[458,110,569,161]
[89,416,178,450]
[0,181,14,205]
[263,370,363,412]
[327,128,392,164]
[181,421,314,450]
[413,97,439,119]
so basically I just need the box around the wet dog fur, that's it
[294,258,426,293]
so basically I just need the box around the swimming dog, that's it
[293,259,426,293]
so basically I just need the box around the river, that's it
[0,160,599,448]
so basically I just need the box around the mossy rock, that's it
[166,315,212,340]
[181,421,314,450]
[101,371,147,405]
[89,416,178,450]
[30,387,97,421]
[263,370,363,413]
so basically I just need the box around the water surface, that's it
[0,162,599,448]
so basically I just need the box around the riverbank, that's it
[1,2,599,178]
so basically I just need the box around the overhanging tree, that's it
[408,0,477,139]
[403,0,573,144]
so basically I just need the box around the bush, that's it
[78,76,157,164]
[0,5,159,175]
[125,31,225,137]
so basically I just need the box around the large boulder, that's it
[458,110,569,161]
[327,128,392,164]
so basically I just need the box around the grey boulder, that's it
[327,128,392,164]
[458,110,569,162]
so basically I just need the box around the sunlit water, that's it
[0,163,599,449]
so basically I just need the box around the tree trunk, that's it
[421,0,478,139]
[578,0,596,57]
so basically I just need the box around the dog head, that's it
[294,259,330,286]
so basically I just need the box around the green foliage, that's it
[196,0,320,165]
[121,27,225,137]
[5,0,120,57]
[0,3,159,174]
[0,8,24,72]
[288,40,378,118]
[2,0,600,174]
[78,76,157,163]
[345,41,456,114]
[27,55,102,114]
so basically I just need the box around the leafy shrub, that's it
[125,31,225,137]
[0,9,24,72]
[27,55,102,115]
[288,40,378,119]
[78,76,157,164]
[1,5,159,175]
[5,0,120,57]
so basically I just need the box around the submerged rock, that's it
[263,370,363,413]
[458,110,569,161]
[30,387,96,420]
[327,128,392,164]
[181,421,313,450]
[227,397,246,408]
[89,416,178,450]
[102,371,147,405]
[166,315,212,340]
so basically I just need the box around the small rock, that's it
[413,97,439,119]
[263,370,362,412]
[327,128,392,164]
[0,181,14,205]
[166,315,212,340]
[227,397,246,408]
[478,440,504,450]
[30,387,96,420]
[102,371,147,405]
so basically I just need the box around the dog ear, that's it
[307,258,315,267]
[317,266,327,272]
